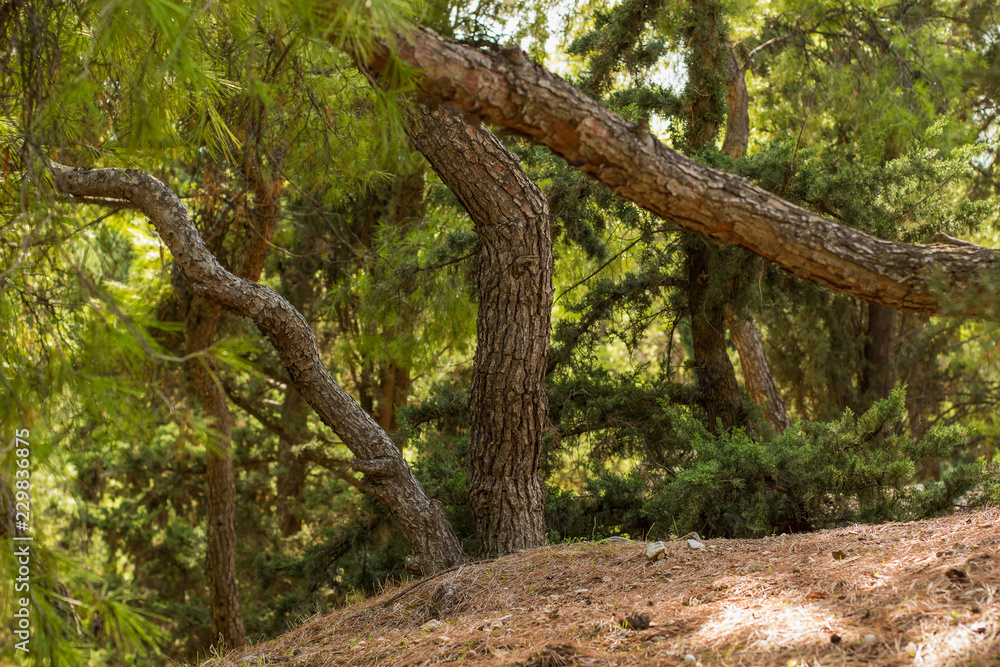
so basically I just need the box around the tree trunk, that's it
[687,243,743,432]
[724,305,790,432]
[276,384,309,536]
[184,298,246,649]
[406,104,552,557]
[683,0,727,151]
[377,364,410,436]
[359,25,1000,319]
[721,45,749,160]
[681,0,745,434]
[859,303,897,400]
[717,35,789,432]
[184,158,283,650]
[51,163,468,576]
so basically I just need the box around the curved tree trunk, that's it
[406,104,552,557]
[359,25,1000,319]
[51,163,468,576]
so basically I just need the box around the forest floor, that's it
[198,506,1000,667]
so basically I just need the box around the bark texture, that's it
[51,163,467,576]
[721,45,749,160]
[717,33,789,432]
[363,27,1000,318]
[184,297,246,648]
[724,305,790,433]
[407,104,552,557]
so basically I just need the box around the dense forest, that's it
[2,0,1000,663]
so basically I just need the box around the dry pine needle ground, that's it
[198,507,1000,667]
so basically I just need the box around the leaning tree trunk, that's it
[357,24,1000,319]
[724,305,790,433]
[406,104,552,557]
[51,163,468,576]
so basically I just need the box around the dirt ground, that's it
[199,506,1000,666]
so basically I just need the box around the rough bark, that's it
[683,0,727,151]
[184,297,246,648]
[51,163,467,576]
[721,45,749,160]
[724,305,790,433]
[859,303,897,400]
[406,104,552,557]
[718,45,789,433]
[186,159,283,649]
[361,26,1000,319]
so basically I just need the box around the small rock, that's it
[684,654,697,663]
[645,541,667,561]
[575,588,591,594]
[687,539,705,549]
[434,635,451,644]
[420,619,444,632]
[864,634,876,643]
[680,532,702,541]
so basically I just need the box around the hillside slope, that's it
[198,507,1000,666]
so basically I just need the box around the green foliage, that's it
[736,121,995,243]
[566,0,671,98]
[4,0,1000,664]
[553,389,996,543]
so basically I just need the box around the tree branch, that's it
[50,162,466,574]
[360,26,1000,319]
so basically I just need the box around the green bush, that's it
[550,389,997,541]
